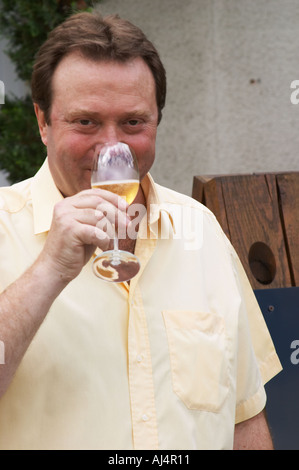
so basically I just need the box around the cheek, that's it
[48,131,87,176]
[49,130,89,165]
[128,133,156,178]
[141,136,156,165]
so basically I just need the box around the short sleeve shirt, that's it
[0,159,282,449]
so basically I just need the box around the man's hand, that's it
[41,188,131,283]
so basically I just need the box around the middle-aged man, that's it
[0,11,281,450]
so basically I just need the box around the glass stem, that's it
[112,226,121,265]
[114,233,119,251]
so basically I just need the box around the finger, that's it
[73,188,129,211]
[62,207,104,226]
[96,202,131,228]
[74,220,111,250]
[75,205,127,244]
[95,217,115,239]
[91,188,129,210]
[58,198,129,232]
[72,207,115,243]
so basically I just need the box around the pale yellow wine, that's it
[92,179,139,204]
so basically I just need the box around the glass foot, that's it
[92,250,140,282]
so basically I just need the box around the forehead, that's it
[51,52,156,105]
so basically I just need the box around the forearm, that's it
[233,410,274,450]
[0,189,129,397]
[0,254,68,397]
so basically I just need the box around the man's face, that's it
[35,52,159,197]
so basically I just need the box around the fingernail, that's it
[95,210,103,219]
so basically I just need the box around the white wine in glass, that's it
[91,142,141,282]
[92,179,139,204]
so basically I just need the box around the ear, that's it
[34,103,48,146]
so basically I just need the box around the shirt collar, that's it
[140,173,176,239]
[30,158,176,237]
[31,158,63,235]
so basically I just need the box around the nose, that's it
[100,125,122,146]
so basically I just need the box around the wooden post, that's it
[192,172,298,290]
[276,173,299,286]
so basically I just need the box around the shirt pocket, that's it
[162,310,229,412]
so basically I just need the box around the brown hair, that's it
[31,11,166,124]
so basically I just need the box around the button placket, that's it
[136,354,143,363]
[128,285,159,450]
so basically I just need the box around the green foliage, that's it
[0,96,45,183]
[0,0,99,183]
[0,0,96,82]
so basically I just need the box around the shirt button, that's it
[136,354,143,363]
[142,414,149,422]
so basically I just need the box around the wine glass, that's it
[91,142,141,282]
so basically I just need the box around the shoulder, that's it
[154,182,213,213]
[154,182,227,234]
[0,178,32,213]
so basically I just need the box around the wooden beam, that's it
[276,173,299,286]
[192,173,293,289]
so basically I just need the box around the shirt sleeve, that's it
[229,246,282,423]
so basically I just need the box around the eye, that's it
[127,119,140,126]
[79,119,92,126]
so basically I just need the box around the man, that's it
[0,11,281,450]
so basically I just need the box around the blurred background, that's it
[1,0,299,195]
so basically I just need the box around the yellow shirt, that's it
[0,159,281,450]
